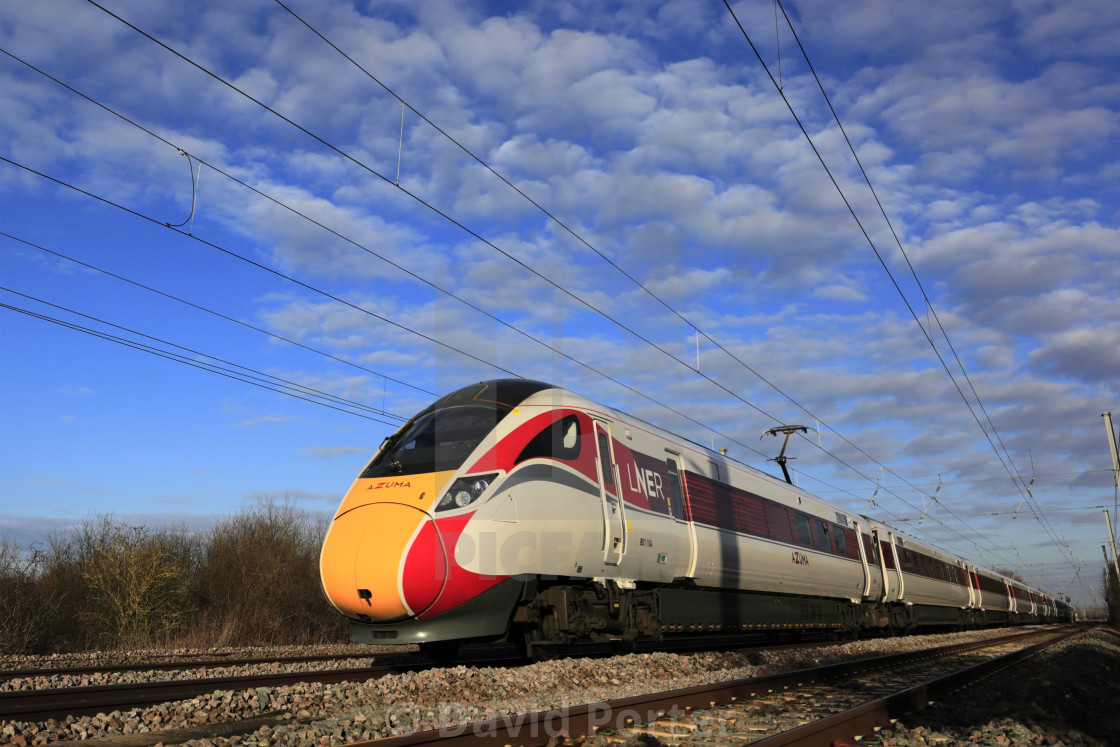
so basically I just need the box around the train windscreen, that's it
[361,405,506,478]
[360,379,553,479]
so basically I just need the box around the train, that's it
[319,379,1072,660]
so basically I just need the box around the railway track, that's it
[0,664,409,723]
[332,626,1081,747]
[0,641,537,725]
[0,626,1086,746]
[0,652,402,681]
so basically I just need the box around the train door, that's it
[963,562,977,608]
[665,451,697,578]
[852,520,873,600]
[593,419,626,565]
[873,528,904,602]
[887,533,905,600]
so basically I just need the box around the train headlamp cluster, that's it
[436,473,498,512]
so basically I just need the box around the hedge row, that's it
[0,501,347,654]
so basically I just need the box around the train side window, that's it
[833,529,847,556]
[596,431,614,486]
[795,513,812,545]
[902,549,913,570]
[880,541,896,569]
[812,519,829,550]
[665,457,685,520]
[515,415,581,465]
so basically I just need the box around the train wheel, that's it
[419,641,460,667]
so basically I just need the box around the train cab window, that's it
[596,431,614,486]
[795,513,812,545]
[515,415,581,465]
[665,458,686,520]
[362,405,506,478]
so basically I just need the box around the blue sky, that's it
[1,0,1118,608]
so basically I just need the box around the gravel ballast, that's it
[1,626,1113,746]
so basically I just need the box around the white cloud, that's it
[2,0,1117,607]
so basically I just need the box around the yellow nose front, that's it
[320,502,425,620]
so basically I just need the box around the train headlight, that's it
[436,473,497,512]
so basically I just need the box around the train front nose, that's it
[320,502,448,621]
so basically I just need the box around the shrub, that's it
[193,497,345,645]
[0,535,63,654]
[72,518,197,649]
[0,503,345,653]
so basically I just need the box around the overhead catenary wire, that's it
[3,149,1031,570]
[0,157,788,470]
[0,155,524,381]
[265,0,1043,568]
[722,0,1081,575]
[810,469,1115,492]
[0,286,406,424]
[888,504,1120,520]
[1,300,403,426]
[269,0,969,519]
[0,230,436,400]
[770,0,1073,564]
[3,9,1056,574]
[68,3,792,431]
[0,20,1031,570]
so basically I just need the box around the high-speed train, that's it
[319,380,1070,660]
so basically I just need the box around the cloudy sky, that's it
[1,0,1117,608]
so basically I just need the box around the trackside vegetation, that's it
[0,501,347,654]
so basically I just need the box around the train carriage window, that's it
[794,513,813,546]
[515,415,581,465]
[665,457,685,520]
[902,549,913,571]
[832,529,847,557]
[765,503,796,544]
